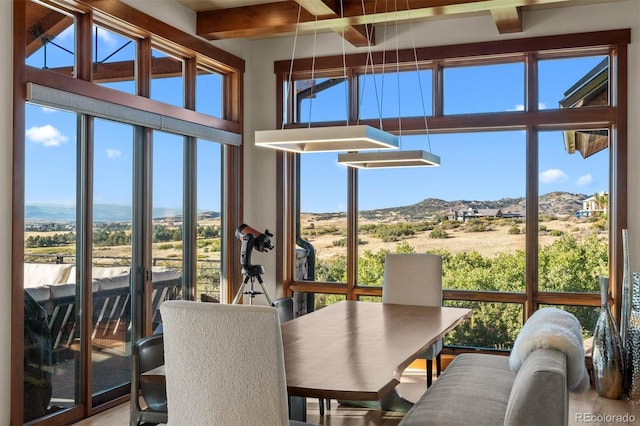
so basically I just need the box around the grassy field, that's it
[299,213,605,260]
[24,214,606,265]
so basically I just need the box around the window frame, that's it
[12,1,245,423]
[277,29,628,334]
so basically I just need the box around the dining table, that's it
[281,300,471,421]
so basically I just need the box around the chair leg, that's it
[319,398,325,416]
[436,353,442,377]
[426,358,433,387]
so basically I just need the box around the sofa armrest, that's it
[504,348,568,426]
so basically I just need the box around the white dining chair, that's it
[382,253,443,387]
[160,300,293,425]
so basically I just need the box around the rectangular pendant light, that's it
[338,150,441,168]
[255,125,399,153]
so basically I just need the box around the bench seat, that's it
[400,348,568,426]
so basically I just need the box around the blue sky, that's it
[24,25,608,214]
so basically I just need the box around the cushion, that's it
[399,353,515,426]
[24,263,74,287]
[509,307,589,392]
[91,266,130,278]
[48,283,76,299]
[505,348,567,426]
[151,267,181,282]
[47,281,99,299]
[25,286,51,303]
[94,274,130,291]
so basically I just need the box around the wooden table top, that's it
[281,300,471,401]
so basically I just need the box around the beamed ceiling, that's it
[174,0,625,47]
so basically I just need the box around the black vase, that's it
[592,277,623,399]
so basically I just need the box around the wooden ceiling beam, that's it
[195,0,583,42]
[490,7,522,34]
[292,0,339,17]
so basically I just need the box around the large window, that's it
[15,1,243,423]
[283,30,627,350]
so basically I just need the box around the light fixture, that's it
[338,149,440,169]
[255,125,398,153]
[338,1,441,169]
[254,3,399,154]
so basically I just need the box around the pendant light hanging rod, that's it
[338,0,441,168]
[255,0,399,153]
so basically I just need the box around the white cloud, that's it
[576,174,594,186]
[40,107,58,114]
[25,124,69,147]
[510,103,547,111]
[540,168,568,184]
[95,27,117,47]
[106,149,122,159]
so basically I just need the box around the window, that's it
[16,1,243,422]
[93,25,137,94]
[151,48,184,108]
[443,62,525,114]
[283,31,627,351]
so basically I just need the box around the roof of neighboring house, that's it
[561,58,609,159]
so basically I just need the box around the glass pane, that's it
[151,48,184,107]
[356,132,526,292]
[538,130,609,293]
[539,56,609,110]
[196,66,223,118]
[359,69,432,119]
[91,118,133,398]
[24,103,78,421]
[151,131,184,328]
[443,62,524,114]
[197,140,222,302]
[93,25,137,95]
[298,153,347,283]
[295,77,348,123]
[444,300,523,350]
[26,1,76,72]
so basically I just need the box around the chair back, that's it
[273,297,294,323]
[382,253,442,306]
[160,300,289,426]
[135,334,166,411]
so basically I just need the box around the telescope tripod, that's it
[232,264,274,305]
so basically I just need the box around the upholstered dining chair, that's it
[160,300,298,426]
[130,333,168,426]
[382,253,443,387]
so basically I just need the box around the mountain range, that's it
[357,191,588,222]
[25,192,588,223]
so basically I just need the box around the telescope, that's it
[235,224,273,272]
[233,224,274,305]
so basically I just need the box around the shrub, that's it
[508,225,521,235]
[429,228,448,239]
[467,220,489,232]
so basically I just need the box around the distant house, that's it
[448,208,504,221]
[560,58,609,159]
[575,192,607,218]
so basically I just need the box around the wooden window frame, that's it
[278,29,629,329]
[12,0,245,423]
